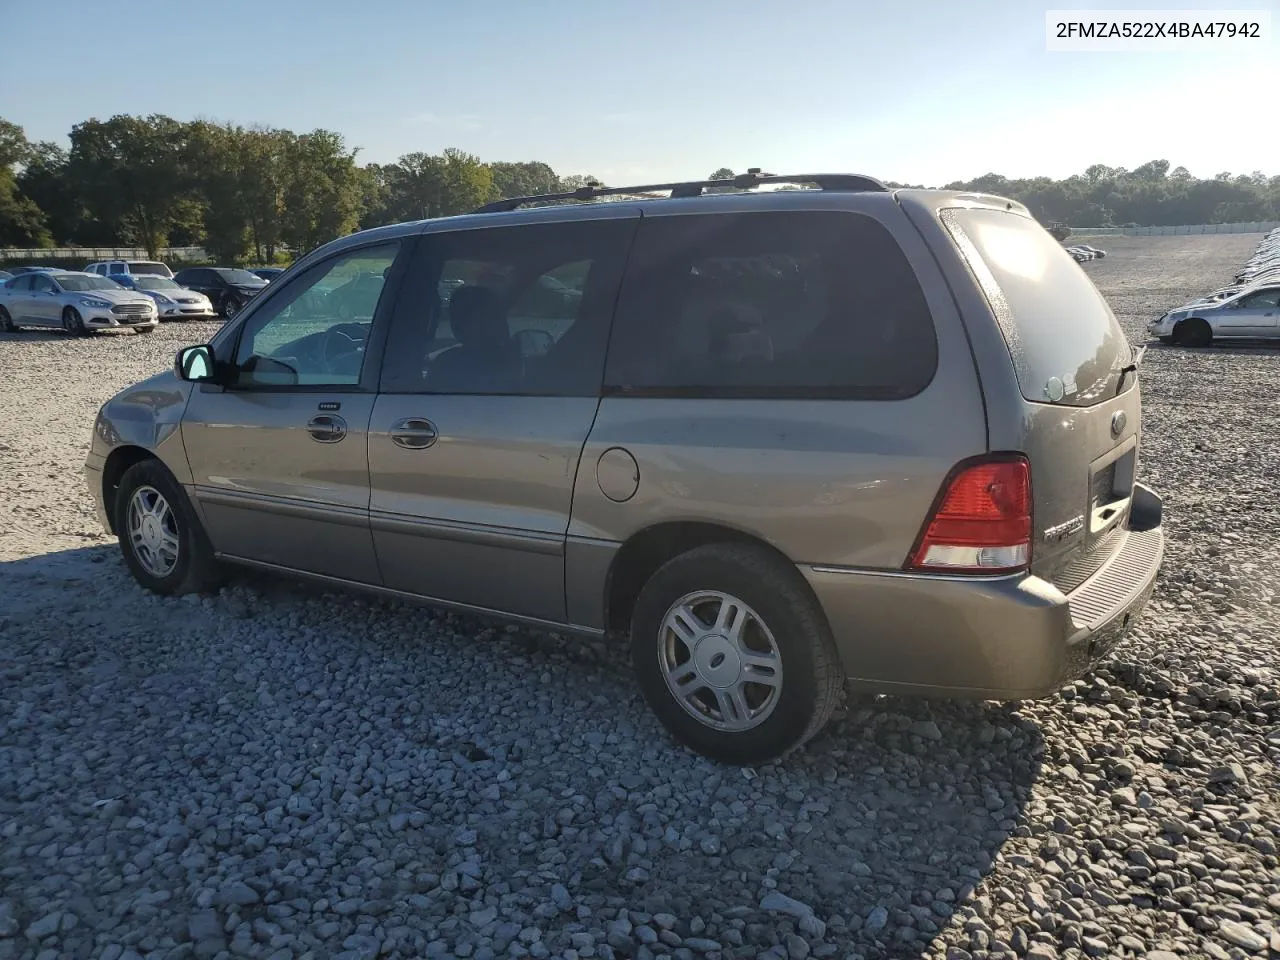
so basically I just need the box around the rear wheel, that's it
[62,306,86,336]
[115,459,223,596]
[0,306,16,332]
[1173,318,1211,347]
[629,543,843,765]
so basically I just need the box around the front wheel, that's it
[62,306,86,336]
[223,297,242,319]
[115,459,223,596]
[1173,318,1212,348]
[630,543,844,765]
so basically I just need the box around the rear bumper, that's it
[802,483,1165,700]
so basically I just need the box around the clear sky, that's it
[3,0,1276,185]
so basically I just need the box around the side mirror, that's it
[175,344,216,382]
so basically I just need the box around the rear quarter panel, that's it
[897,192,1144,582]
[566,194,988,627]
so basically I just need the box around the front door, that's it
[29,274,62,325]
[368,214,638,623]
[1226,287,1280,337]
[182,240,407,583]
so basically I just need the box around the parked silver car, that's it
[1148,283,1280,345]
[0,270,158,334]
[85,172,1165,764]
[109,273,216,320]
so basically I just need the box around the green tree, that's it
[490,161,558,200]
[16,142,77,243]
[0,118,51,247]
[706,167,736,194]
[67,114,198,255]
[378,148,495,222]
[280,129,362,253]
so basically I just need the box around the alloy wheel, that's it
[658,590,784,732]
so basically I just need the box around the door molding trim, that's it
[369,510,563,556]
[215,554,605,637]
[193,486,369,529]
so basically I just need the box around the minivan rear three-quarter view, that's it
[84,172,1165,764]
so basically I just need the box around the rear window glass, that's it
[604,211,938,399]
[129,261,171,277]
[941,208,1130,407]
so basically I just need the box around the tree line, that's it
[2,114,1277,263]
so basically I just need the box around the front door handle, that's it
[389,417,438,450]
[306,414,347,443]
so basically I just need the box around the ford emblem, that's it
[1111,410,1127,438]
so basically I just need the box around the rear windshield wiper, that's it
[1116,343,1147,395]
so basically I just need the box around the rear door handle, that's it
[389,417,438,450]
[306,414,347,443]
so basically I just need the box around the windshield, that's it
[55,274,124,292]
[943,207,1129,407]
[215,268,266,285]
[130,275,181,290]
[128,261,172,277]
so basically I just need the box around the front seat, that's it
[428,286,520,392]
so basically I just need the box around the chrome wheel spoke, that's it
[742,653,783,686]
[714,597,747,644]
[666,662,702,698]
[666,604,703,648]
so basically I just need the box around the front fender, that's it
[90,370,196,484]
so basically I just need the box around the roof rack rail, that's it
[472,168,888,214]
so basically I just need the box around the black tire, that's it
[0,306,16,332]
[62,306,87,336]
[114,459,223,596]
[223,296,242,319]
[1173,318,1211,348]
[629,543,844,765]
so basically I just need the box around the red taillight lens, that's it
[909,458,1032,573]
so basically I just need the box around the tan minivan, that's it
[85,172,1164,764]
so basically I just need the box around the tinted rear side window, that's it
[604,211,938,399]
[940,208,1130,407]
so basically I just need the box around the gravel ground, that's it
[2,235,1279,960]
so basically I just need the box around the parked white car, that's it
[1149,283,1280,346]
[84,259,174,279]
[0,270,158,334]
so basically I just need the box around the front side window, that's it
[380,218,636,396]
[1239,288,1280,309]
[31,275,56,293]
[230,243,400,388]
[604,211,938,398]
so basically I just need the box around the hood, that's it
[78,287,155,305]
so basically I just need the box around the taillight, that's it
[908,457,1032,574]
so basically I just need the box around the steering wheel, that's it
[321,326,365,375]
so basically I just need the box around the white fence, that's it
[0,246,208,262]
[1071,222,1280,237]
